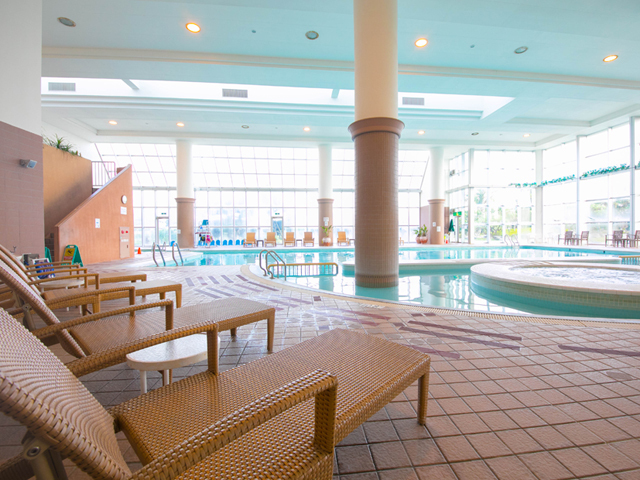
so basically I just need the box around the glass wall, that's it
[542,142,577,242]
[96,144,425,246]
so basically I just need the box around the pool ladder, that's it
[259,250,287,279]
[152,242,184,266]
[258,250,339,279]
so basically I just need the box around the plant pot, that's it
[322,237,332,246]
[416,236,428,245]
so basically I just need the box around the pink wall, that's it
[0,121,44,256]
[55,166,134,265]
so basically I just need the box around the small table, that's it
[296,239,303,246]
[256,240,264,247]
[126,334,217,394]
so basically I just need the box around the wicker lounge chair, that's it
[244,232,256,247]
[265,231,277,247]
[0,243,148,285]
[0,309,429,480]
[336,231,350,246]
[303,232,315,246]
[0,251,181,312]
[0,308,335,480]
[0,260,275,359]
[284,231,296,246]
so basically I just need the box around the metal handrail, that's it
[258,249,269,276]
[265,251,286,279]
[511,235,520,247]
[504,235,512,247]
[172,242,184,266]
[267,262,339,278]
[152,243,166,267]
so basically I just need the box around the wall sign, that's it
[95,218,100,228]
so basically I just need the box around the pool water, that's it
[511,267,640,285]
[182,246,611,316]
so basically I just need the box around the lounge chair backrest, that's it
[581,231,589,239]
[247,232,256,242]
[285,232,294,241]
[337,231,346,240]
[304,232,313,240]
[613,230,623,239]
[564,231,573,239]
[635,230,640,239]
[0,308,131,479]
[267,232,276,241]
[0,259,85,357]
[0,251,39,293]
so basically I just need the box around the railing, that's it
[259,250,286,278]
[172,242,184,266]
[619,255,640,266]
[92,161,116,189]
[511,235,520,247]
[152,243,166,267]
[267,262,339,278]
[504,235,513,247]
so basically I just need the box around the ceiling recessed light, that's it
[186,23,201,33]
[176,122,185,127]
[471,132,479,136]
[514,46,528,54]
[108,120,118,125]
[303,126,311,132]
[415,38,428,48]
[305,31,319,40]
[58,17,76,27]
[418,130,425,135]
[523,133,531,138]
[603,54,618,62]
[241,125,249,129]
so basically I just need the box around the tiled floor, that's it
[2,258,640,479]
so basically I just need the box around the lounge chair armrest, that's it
[25,265,86,274]
[67,320,219,378]
[32,299,173,338]
[130,370,338,480]
[44,284,136,309]
[0,453,33,480]
[30,273,99,287]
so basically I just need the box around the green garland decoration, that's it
[579,163,629,179]
[509,163,634,188]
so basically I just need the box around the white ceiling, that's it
[41,0,640,156]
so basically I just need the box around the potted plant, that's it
[413,225,429,244]
[322,225,333,246]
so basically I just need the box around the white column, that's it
[427,147,446,245]
[631,118,638,234]
[354,0,398,120]
[428,147,445,200]
[467,149,475,244]
[318,144,333,198]
[176,140,193,198]
[535,149,544,243]
[576,136,585,235]
[175,140,195,248]
[318,144,334,246]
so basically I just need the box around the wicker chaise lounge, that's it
[0,260,275,359]
[0,243,148,285]
[0,251,182,312]
[0,308,429,480]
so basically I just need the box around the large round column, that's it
[318,144,334,246]
[428,147,446,245]
[175,140,195,248]
[349,0,403,288]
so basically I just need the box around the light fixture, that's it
[603,54,618,62]
[186,23,201,33]
[523,133,531,138]
[471,132,479,136]
[241,125,249,129]
[418,130,425,135]
[108,120,118,125]
[305,31,319,40]
[415,38,428,48]
[514,46,528,54]
[58,17,76,27]
[176,122,185,127]
[19,159,37,169]
[303,126,311,132]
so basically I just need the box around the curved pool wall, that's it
[471,262,640,319]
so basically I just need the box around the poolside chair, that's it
[336,231,350,246]
[303,232,315,246]
[284,231,296,247]
[576,231,589,245]
[265,232,277,247]
[0,244,148,286]
[605,230,624,247]
[0,308,429,480]
[244,233,255,247]
[0,308,336,480]
[558,230,573,245]
[0,251,182,314]
[630,230,640,248]
[216,239,221,246]
[0,259,275,360]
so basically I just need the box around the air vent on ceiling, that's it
[402,96,424,106]
[48,82,76,92]
[222,89,248,98]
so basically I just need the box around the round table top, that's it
[126,334,213,371]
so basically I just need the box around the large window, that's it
[542,142,577,241]
[97,144,425,246]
